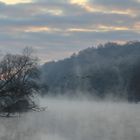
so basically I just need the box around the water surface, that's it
[0,98,140,140]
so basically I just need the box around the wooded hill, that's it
[41,41,140,101]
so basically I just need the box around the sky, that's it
[0,0,140,62]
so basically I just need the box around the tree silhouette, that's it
[0,48,41,116]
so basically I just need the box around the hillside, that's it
[41,41,140,101]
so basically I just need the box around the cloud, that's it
[0,0,140,62]
[90,0,140,9]
[0,0,32,5]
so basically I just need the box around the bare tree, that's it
[0,47,41,116]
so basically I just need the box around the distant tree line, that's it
[41,41,140,102]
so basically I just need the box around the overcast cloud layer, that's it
[0,0,140,62]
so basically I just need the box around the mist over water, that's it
[0,97,140,140]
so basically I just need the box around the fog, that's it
[0,97,140,140]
